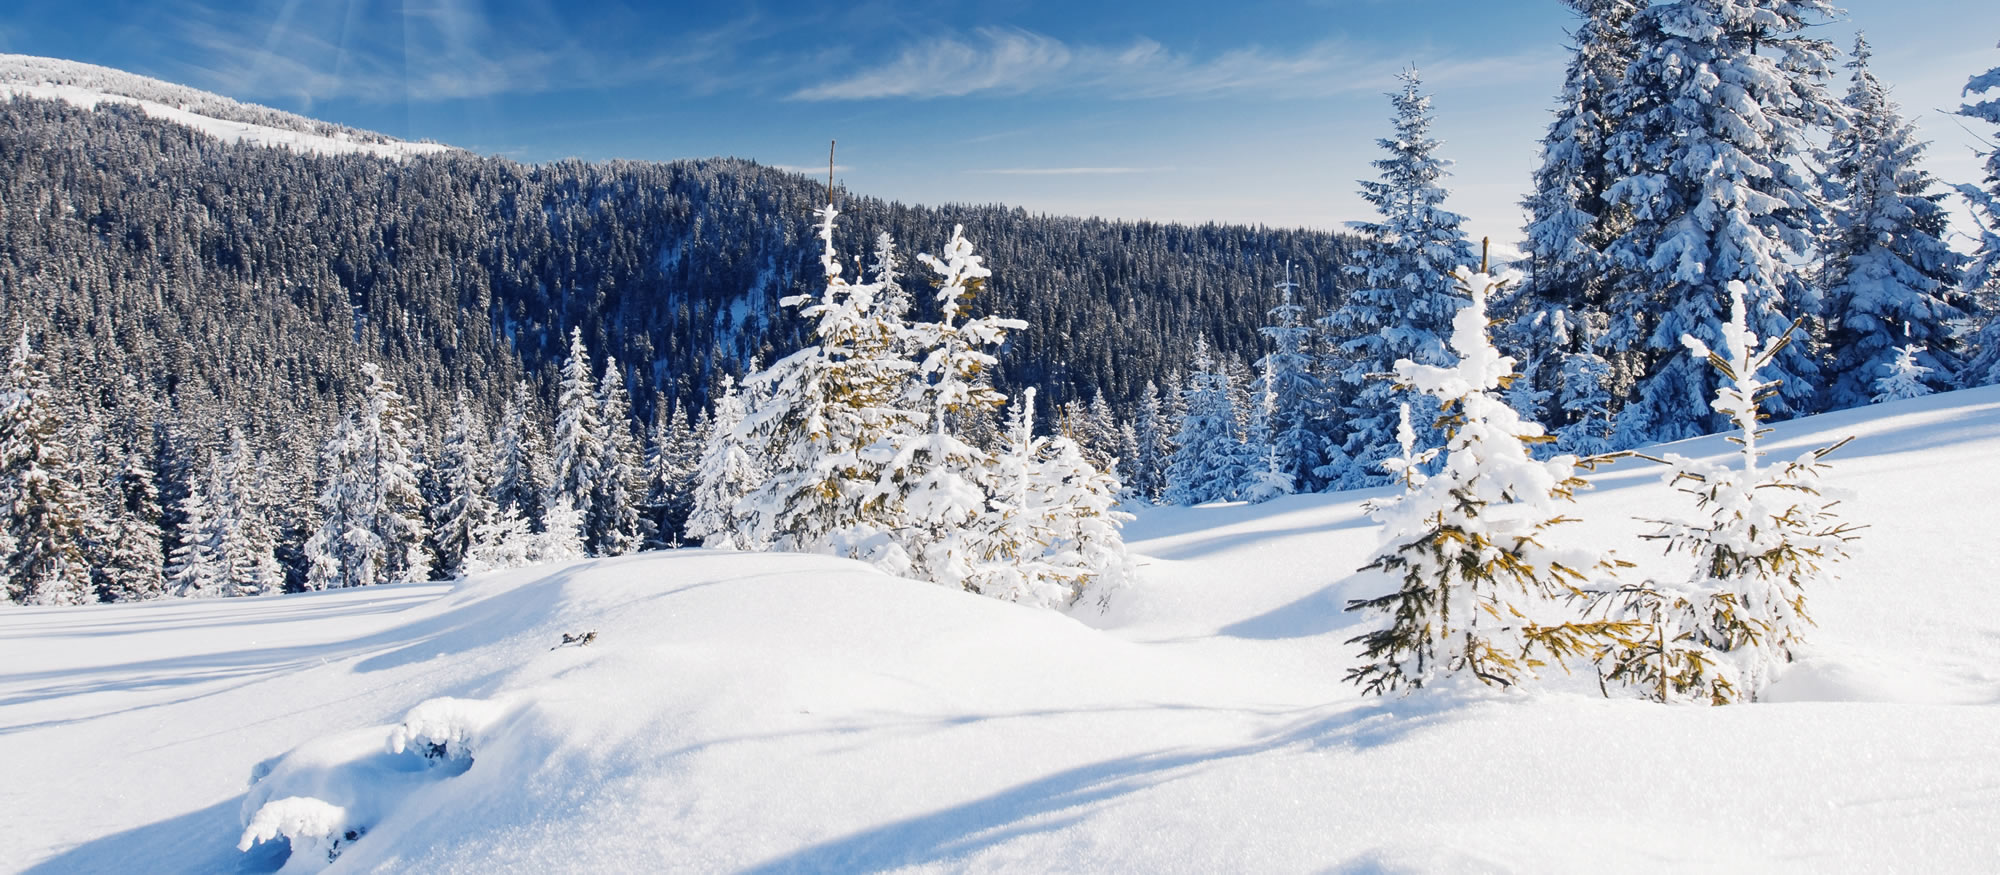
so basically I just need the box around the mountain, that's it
[0,55,1359,512]
[6,385,1996,871]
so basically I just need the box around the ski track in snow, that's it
[4,389,2000,872]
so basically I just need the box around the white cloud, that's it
[789,27,1557,102]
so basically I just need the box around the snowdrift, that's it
[4,388,1999,872]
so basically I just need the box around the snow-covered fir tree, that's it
[0,332,93,605]
[1872,344,1935,403]
[534,493,586,563]
[1126,381,1173,502]
[1820,35,1967,407]
[1517,0,1639,417]
[883,224,1024,587]
[428,397,495,579]
[490,381,548,531]
[1955,43,2000,387]
[1320,69,1476,488]
[1591,283,1859,703]
[550,329,605,548]
[462,505,532,576]
[1600,0,1842,444]
[96,440,165,601]
[966,389,1134,608]
[166,475,227,599]
[686,374,761,550]
[1252,263,1330,492]
[303,363,431,590]
[211,436,283,595]
[1344,268,1627,695]
[641,400,703,549]
[590,358,643,556]
[1165,338,1255,505]
[1553,347,1617,457]
[738,204,919,559]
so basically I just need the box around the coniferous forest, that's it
[3,0,2000,613]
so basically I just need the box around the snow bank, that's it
[4,388,1999,872]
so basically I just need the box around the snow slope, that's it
[1,54,453,160]
[4,388,1999,873]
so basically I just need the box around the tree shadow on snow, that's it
[737,697,1462,874]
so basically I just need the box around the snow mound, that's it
[0,54,454,159]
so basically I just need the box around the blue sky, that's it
[5,1,1998,247]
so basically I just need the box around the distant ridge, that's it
[0,53,454,159]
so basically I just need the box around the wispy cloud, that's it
[789,27,1558,102]
[170,0,766,104]
[967,167,1166,176]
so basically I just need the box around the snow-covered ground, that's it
[5,387,1998,873]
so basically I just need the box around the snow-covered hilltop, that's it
[4,385,1997,873]
[0,54,454,159]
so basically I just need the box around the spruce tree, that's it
[1820,35,1967,407]
[1600,0,1842,443]
[1165,338,1254,505]
[1589,283,1859,703]
[0,333,93,605]
[167,475,227,598]
[1252,263,1329,491]
[1320,69,1476,488]
[884,225,1023,587]
[590,359,643,556]
[686,374,761,550]
[1517,0,1639,414]
[1344,268,1627,695]
[642,400,703,550]
[97,441,165,601]
[490,381,548,531]
[303,363,431,589]
[1955,43,2000,387]
[1127,381,1172,502]
[551,329,604,543]
[429,397,495,578]
[739,205,919,559]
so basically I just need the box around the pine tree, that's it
[1872,344,1934,403]
[687,374,761,550]
[967,389,1134,609]
[1127,381,1173,502]
[490,381,548,531]
[1344,268,1627,695]
[214,435,282,595]
[551,329,605,544]
[883,224,1024,587]
[590,358,643,556]
[1600,0,1842,443]
[1165,338,1255,505]
[1955,43,2000,387]
[641,400,702,549]
[1252,263,1329,491]
[534,493,586,563]
[739,205,920,559]
[0,333,93,605]
[1320,69,1476,488]
[429,397,495,578]
[97,440,165,601]
[1517,0,1640,410]
[1820,35,1967,407]
[167,475,227,598]
[303,363,431,589]
[1589,283,1859,703]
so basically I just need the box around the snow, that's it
[0,78,453,160]
[6,388,2000,872]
